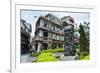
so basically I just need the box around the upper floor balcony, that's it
[36,26,64,36]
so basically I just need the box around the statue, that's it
[61,16,76,56]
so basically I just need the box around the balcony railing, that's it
[38,26,64,35]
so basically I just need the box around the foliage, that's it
[78,24,89,51]
[80,54,89,60]
[77,48,89,60]
[77,50,89,60]
[55,55,60,59]
[77,51,89,56]
[42,48,64,53]
[36,52,58,62]
[31,52,39,57]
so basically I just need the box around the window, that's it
[44,21,49,27]
[40,19,44,27]
[53,25,55,30]
[57,35,59,40]
[57,26,60,32]
[48,33,51,39]
[60,36,64,41]
[51,24,53,30]
[52,34,57,40]
[39,30,43,37]
[43,31,48,38]
[52,34,55,39]
[54,34,57,40]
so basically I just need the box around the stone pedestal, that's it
[60,56,79,61]
[55,52,79,61]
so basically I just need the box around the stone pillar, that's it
[37,42,41,53]
[48,40,52,49]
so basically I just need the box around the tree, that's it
[82,22,90,49]
[78,24,89,52]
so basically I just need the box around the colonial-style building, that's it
[21,19,32,54]
[32,14,64,53]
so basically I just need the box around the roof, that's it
[39,16,62,27]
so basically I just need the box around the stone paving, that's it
[21,52,79,63]
[60,56,78,61]
[20,53,37,63]
[55,52,79,61]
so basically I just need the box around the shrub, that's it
[55,55,60,59]
[78,51,89,60]
[42,48,64,53]
[80,55,90,60]
[77,52,89,56]
[77,52,81,56]
[81,52,89,56]
[31,52,39,57]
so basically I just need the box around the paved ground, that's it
[20,53,37,63]
[55,52,79,61]
[60,56,78,61]
[21,52,79,63]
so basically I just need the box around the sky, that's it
[21,10,90,37]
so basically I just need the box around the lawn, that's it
[36,52,59,62]
[80,55,89,60]
[32,48,64,62]
[32,48,90,62]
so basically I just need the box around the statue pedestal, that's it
[60,55,79,61]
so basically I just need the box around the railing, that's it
[38,26,64,35]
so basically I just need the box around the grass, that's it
[32,47,90,62]
[36,52,59,62]
[80,55,89,60]
[32,48,63,62]
[77,49,90,60]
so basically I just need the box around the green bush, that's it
[55,55,60,59]
[77,52,81,56]
[81,52,89,56]
[31,52,39,57]
[77,52,89,56]
[36,53,58,62]
[80,55,90,60]
[77,50,90,60]
[42,48,64,53]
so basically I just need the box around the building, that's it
[61,16,80,44]
[32,14,64,53]
[21,19,32,54]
